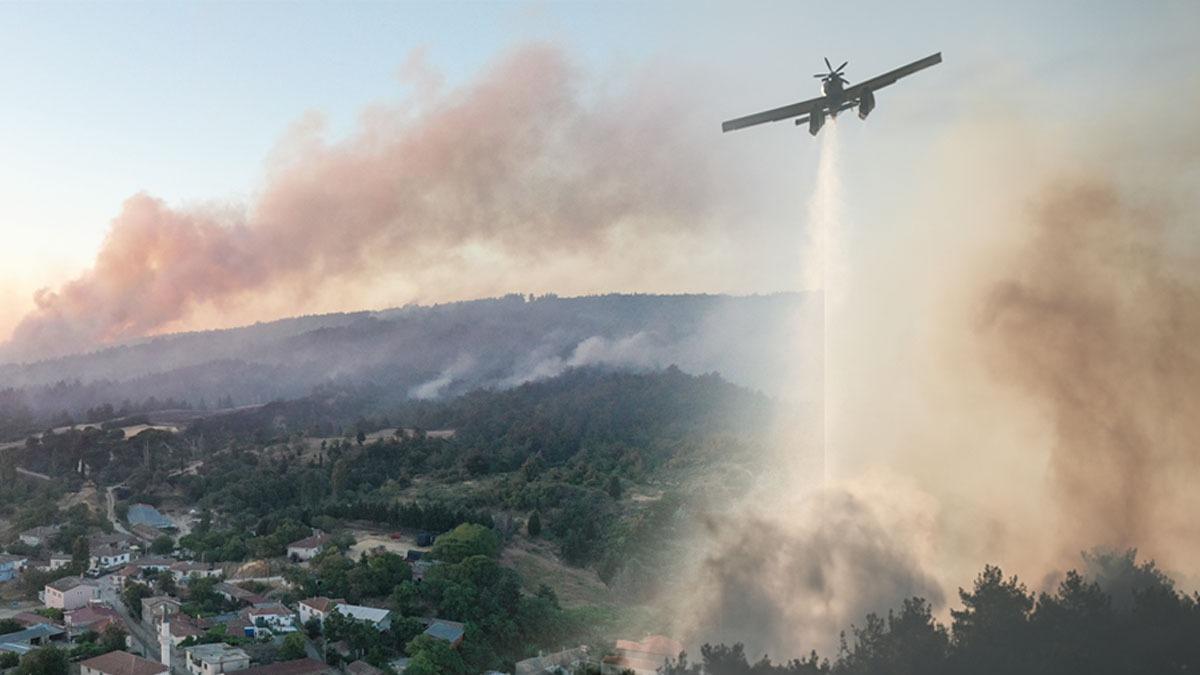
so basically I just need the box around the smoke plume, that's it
[978,176,1200,565]
[4,44,723,362]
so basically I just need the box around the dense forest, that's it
[666,550,1200,674]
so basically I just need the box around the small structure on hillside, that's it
[286,533,331,562]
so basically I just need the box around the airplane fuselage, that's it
[820,78,846,116]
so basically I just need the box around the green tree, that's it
[606,474,623,500]
[98,625,128,654]
[331,460,349,499]
[155,569,177,596]
[430,524,500,563]
[0,652,19,669]
[950,565,1035,675]
[15,646,68,675]
[150,535,175,555]
[278,632,307,661]
[526,511,541,538]
[70,536,90,573]
[405,635,467,675]
[123,582,154,620]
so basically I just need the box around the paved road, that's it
[106,485,134,538]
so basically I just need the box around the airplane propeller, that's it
[815,57,850,85]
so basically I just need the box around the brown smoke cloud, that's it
[978,176,1200,566]
[3,44,728,362]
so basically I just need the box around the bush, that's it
[430,523,500,563]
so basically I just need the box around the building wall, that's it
[45,585,94,610]
[297,605,322,625]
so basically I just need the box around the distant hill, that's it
[0,293,818,433]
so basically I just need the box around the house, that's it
[296,597,344,626]
[387,658,409,674]
[9,612,50,628]
[421,619,465,648]
[0,554,29,582]
[171,561,223,582]
[135,558,175,571]
[43,576,98,610]
[165,613,209,645]
[0,623,66,654]
[141,597,182,627]
[48,554,73,570]
[286,533,331,562]
[214,583,267,607]
[66,605,122,633]
[344,662,384,675]
[18,525,59,548]
[515,647,590,675]
[184,643,251,675]
[80,650,169,675]
[237,659,334,675]
[330,604,390,631]
[602,635,684,675]
[403,550,423,563]
[244,603,296,635]
[111,565,142,589]
[90,542,134,570]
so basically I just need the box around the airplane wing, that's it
[721,96,825,133]
[843,52,942,99]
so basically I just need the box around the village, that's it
[0,506,681,675]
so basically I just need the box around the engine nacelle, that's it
[809,109,825,136]
[858,89,876,120]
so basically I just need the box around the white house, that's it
[90,543,134,570]
[296,597,344,626]
[184,644,251,675]
[42,576,98,610]
[246,603,296,635]
[286,534,331,562]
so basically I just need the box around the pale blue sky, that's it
[1,0,1196,334]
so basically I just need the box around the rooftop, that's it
[333,604,390,624]
[185,643,251,663]
[238,659,330,675]
[47,576,93,592]
[422,619,465,644]
[127,504,174,529]
[345,662,384,675]
[0,624,65,645]
[80,651,170,675]
[299,597,343,613]
[287,533,331,550]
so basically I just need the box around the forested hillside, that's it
[0,292,816,440]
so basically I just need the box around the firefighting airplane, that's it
[721,53,942,136]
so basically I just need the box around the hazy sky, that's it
[1,0,1195,343]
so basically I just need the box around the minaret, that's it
[158,607,172,668]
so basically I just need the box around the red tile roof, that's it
[80,651,169,675]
